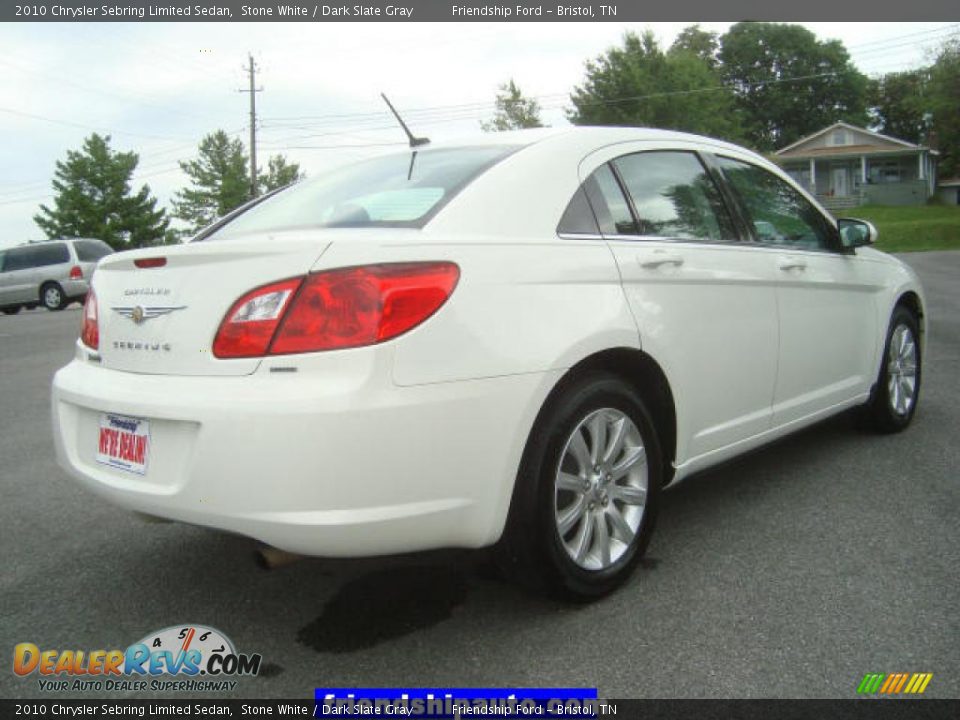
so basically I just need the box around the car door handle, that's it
[778,260,807,272]
[640,253,684,269]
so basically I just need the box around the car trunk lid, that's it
[92,233,331,376]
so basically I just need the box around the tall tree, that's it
[34,134,168,249]
[481,79,544,132]
[670,24,720,69]
[172,130,251,233]
[568,31,743,142]
[868,70,932,144]
[259,154,304,193]
[719,22,869,151]
[928,39,960,178]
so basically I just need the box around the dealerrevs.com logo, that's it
[13,624,262,692]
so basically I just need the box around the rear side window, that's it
[3,244,69,270]
[612,151,736,241]
[584,164,637,235]
[74,239,114,262]
[557,187,600,235]
[205,145,519,240]
[30,243,70,267]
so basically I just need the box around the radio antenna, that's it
[381,93,430,148]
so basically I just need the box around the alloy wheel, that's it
[887,323,918,417]
[554,408,648,571]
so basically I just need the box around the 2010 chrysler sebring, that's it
[52,127,925,599]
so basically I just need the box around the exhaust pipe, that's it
[255,545,305,570]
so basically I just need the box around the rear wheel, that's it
[863,306,921,433]
[2,306,21,315]
[40,283,65,311]
[498,374,661,600]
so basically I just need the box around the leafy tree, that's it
[719,22,869,151]
[481,79,544,132]
[568,31,743,142]
[34,133,169,249]
[260,154,304,193]
[172,130,250,233]
[928,39,960,178]
[868,70,931,144]
[670,25,720,69]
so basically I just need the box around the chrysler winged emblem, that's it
[112,305,187,325]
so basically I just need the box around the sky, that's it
[1,20,957,248]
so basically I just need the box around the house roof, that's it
[939,178,960,188]
[775,122,922,157]
[779,144,927,160]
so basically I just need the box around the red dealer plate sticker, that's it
[96,413,150,475]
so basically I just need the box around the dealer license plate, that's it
[96,413,150,475]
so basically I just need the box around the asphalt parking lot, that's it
[1,251,958,700]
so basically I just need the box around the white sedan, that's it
[52,127,925,599]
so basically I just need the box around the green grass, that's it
[832,204,960,252]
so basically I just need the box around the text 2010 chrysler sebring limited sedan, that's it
[52,127,925,598]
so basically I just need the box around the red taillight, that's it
[69,265,83,280]
[135,257,167,268]
[212,278,303,358]
[212,262,459,359]
[81,289,99,350]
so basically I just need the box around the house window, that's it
[830,129,848,146]
[788,168,811,187]
[869,160,901,184]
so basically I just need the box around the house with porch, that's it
[775,122,938,210]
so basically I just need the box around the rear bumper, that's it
[51,354,556,556]
[61,278,89,299]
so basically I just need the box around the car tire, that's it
[862,306,921,433]
[498,373,661,600]
[2,306,21,315]
[40,282,65,311]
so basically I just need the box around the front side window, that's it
[204,146,519,240]
[612,151,736,241]
[1,248,30,272]
[716,156,835,251]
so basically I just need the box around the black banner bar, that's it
[3,699,960,719]
[4,0,959,23]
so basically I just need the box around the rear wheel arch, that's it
[532,348,677,486]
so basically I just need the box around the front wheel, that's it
[498,374,661,600]
[863,306,921,433]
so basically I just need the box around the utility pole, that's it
[239,54,263,199]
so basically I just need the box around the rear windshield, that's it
[203,145,519,240]
[74,239,114,262]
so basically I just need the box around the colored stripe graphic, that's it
[858,672,932,694]
[857,674,884,693]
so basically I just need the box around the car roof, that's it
[424,125,757,157]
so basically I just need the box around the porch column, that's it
[809,158,816,192]
[919,152,925,181]
[861,156,867,183]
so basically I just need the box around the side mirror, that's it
[837,218,878,250]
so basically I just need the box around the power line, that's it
[0,106,195,142]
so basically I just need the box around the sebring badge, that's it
[112,305,187,325]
